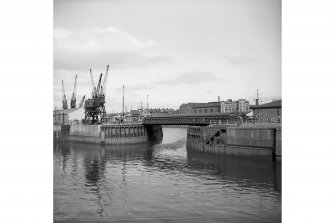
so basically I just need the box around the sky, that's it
[54,0,281,112]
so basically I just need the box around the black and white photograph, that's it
[4,0,335,222]
[53,0,281,222]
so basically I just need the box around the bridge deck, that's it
[142,112,248,125]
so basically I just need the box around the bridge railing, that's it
[142,115,244,125]
[209,120,239,125]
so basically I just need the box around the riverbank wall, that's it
[53,123,163,145]
[187,124,281,159]
[54,124,70,140]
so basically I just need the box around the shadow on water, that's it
[54,142,71,172]
[54,142,151,219]
[187,151,281,193]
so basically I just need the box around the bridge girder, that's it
[142,113,246,125]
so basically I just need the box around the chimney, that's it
[218,96,220,102]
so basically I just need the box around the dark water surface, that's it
[54,127,281,222]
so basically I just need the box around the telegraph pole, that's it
[256,89,260,105]
[147,94,149,110]
[255,89,261,123]
[125,105,128,122]
[54,106,57,124]
[122,85,125,120]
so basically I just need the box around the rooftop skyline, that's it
[54,0,281,112]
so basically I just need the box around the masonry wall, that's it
[226,128,275,148]
[53,113,69,125]
[101,124,148,144]
[54,123,151,145]
[54,124,70,140]
[257,108,282,121]
[187,125,281,158]
[70,124,101,137]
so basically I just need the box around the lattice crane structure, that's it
[70,75,77,108]
[62,80,68,109]
[83,65,110,124]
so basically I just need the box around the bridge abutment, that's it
[145,125,163,142]
[53,123,165,144]
[187,125,281,160]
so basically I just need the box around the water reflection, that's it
[84,151,106,216]
[187,151,281,193]
[54,128,281,222]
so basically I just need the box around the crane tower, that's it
[83,65,109,124]
[70,75,77,108]
[78,95,86,108]
[62,80,68,109]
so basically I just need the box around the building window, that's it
[204,109,207,113]
[210,108,213,113]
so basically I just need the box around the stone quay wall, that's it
[187,125,281,158]
[101,124,148,145]
[54,124,70,141]
[53,123,156,145]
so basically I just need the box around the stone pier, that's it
[53,123,164,145]
[101,124,148,144]
[187,125,281,159]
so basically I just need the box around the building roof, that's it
[192,102,221,108]
[250,100,281,109]
[53,108,80,115]
[130,110,140,115]
[179,103,203,108]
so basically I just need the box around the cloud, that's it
[114,83,152,92]
[54,28,72,40]
[109,71,220,94]
[154,70,220,86]
[225,53,258,66]
[204,90,214,93]
[54,27,173,70]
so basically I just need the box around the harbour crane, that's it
[96,73,103,96]
[83,65,110,124]
[78,95,86,108]
[62,80,68,109]
[90,68,95,96]
[102,65,109,95]
[70,75,77,108]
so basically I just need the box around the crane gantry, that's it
[83,65,110,124]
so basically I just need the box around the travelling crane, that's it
[90,68,95,96]
[78,95,86,108]
[102,65,109,95]
[83,65,110,124]
[96,73,103,96]
[70,75,77,108]
[62,80,68,109]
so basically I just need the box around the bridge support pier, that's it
[145,125,163,142]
